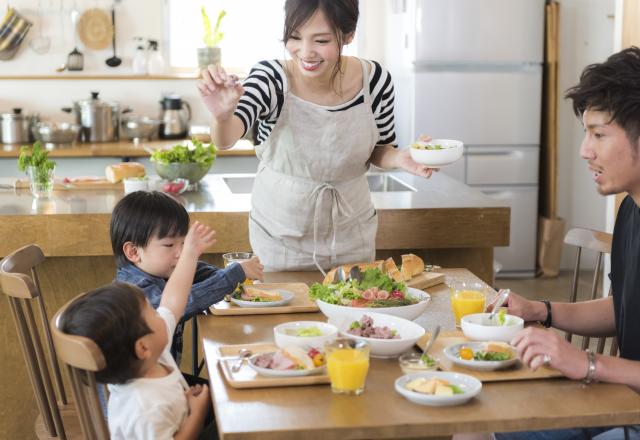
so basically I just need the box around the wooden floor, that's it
[0,270,596,439]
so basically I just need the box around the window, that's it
[168,0,358,73]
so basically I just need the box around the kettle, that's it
[159,95,191,139]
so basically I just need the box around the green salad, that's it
[309,268,416,308]
[473,351,511,362]
[150,138,217,166]
[411,142,448,150]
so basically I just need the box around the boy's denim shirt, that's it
[116,261,245,363]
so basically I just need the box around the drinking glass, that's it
[325,338,370,395]
[27,165,55,199]
[449,281,488,327]
[222,252,253,285]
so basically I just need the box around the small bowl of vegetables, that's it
[273,321,338,350]
[409,138,463,167]
[461,311,524,343]
[150,138,216,188]
[398,352,438,374]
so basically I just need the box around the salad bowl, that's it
[273,321,338,350]
[461,312,524,342]
[409,139,463,167]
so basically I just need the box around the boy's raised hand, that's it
[183,221,217,259]
[239,256,264,282]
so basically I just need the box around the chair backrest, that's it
[0,244,68,439]
[563,227,618,355]
[51,294,109,440]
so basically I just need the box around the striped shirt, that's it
[234,59,397,146]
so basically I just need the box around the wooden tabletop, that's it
[200,269,640,440]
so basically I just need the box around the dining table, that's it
[200,268,640,440]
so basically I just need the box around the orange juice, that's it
[326,348,369,395]
[451,289,485,326]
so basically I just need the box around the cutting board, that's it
[416,331,564,382]
[406,271,446,290]
[14,178,122,190]
[217,343,330,389]
[210,283,319,316]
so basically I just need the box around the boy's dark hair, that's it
[565,46,640,152]
[60,283,151,384]
[110,190,190,267]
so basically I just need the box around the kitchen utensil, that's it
[120,115,160,142]
[349,265,363,283]
[231,348,252,373]
[422,324,440,357]
[333,266,347,283]
[78,8,112,50]
[67,7,83,71]
[487,289,510,322]
[105,8,121,67]
[31,121,80,147]
[159,95,191,139]
[62,91,129,142]
[29,0,51,54]
[0,8,33,60]
[1,108,39,144]
[55,63,66,72]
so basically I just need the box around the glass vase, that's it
[26,165,55,198]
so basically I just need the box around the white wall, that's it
[555,0,616,269]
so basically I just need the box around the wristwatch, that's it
[583,349,597,384]
[539,300,552,328]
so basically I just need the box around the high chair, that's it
[564,227,618,355]
[51,293,109,440]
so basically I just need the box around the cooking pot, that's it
[62,91,130,142]
[0,108,39,144]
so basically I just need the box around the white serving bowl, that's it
[316,287,430,323]
[461,312,524,343]
[409,139,463,167]
[337,312,426,358]
[123,177,149,194]
[395,371,482,406]
[273,321,338,350]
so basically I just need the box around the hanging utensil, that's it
[29,0,51,54]
[105,7,121,67]
[67,6,83,71]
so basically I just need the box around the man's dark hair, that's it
[110,191,190,267]
[565,46,640,150]
[60,283,152,384]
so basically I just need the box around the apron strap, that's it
[310,183,355,275]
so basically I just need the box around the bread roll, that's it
[243,286,282,301]
[486,342,512,355]
[105,162,146,183]
[384,257,404,282]
[401,254,425,278]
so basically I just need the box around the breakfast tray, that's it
[407,271,445,290]
[217,343,330,389]
[210,283,319,316]
[416,331,564,382]
[14,178,123,190]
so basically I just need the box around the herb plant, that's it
[201,6,226,48]
[18,141,56,185]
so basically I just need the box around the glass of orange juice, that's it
[450,281,488,327]
[325,338,370,395]
[222,252,254,286]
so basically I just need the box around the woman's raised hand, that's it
[198,64,244,121]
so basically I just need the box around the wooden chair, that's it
[0,244,82,439]
[564,227,618,355]
[51,293,109,440]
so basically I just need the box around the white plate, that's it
[443,342,519,371]
[395,371,482,406]
[230,289,294,308]
[318,287,431,323]
[247,353,325,377]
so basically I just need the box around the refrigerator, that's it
[385,0,545,277]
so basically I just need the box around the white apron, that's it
[249,58,379,273]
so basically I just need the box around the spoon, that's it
[488,289,510,322]
[105,7,122,67]
[333,266,347,283]
[422,324,440,358]
[349,265,363,283]
[231,348,252,372]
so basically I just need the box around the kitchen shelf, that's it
[0,74,200,80]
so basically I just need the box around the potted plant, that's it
[198,6,226,69]
[17,141,56,198]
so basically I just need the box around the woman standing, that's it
[198,0,433,272]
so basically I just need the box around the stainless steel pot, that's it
[1,108,39,144]
[62,91,129,142]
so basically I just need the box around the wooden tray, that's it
[15,178,122,190]
[210,283,319,316]
[416,331,564,382]
[217,343,330,389]
[406,271,445,290]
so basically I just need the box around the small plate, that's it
[230,289,294,308]
[395,371,482,406]
[443,342,519,371]
[247,353,325,377]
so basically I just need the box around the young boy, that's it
[110,191,263,362]
[61,221,217,439]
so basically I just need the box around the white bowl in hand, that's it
[461,312,524,343]
[409,139,463,167]
[337,312,426,358]
[273,321,338,350]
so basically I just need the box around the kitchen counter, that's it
[0,171,509,284]
[0,138,256,158]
